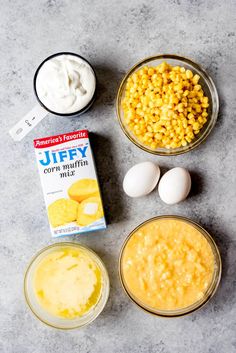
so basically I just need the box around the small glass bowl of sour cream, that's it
[34,52,97,117]
[24,242,109,329]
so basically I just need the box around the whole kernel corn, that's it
[122,62,209,149]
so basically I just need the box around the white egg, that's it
[123,162,160,198]
[158,167,191,205]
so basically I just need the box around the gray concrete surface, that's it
[0,0,236,352]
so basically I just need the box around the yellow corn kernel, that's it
[186,70,193,79]
[154,133,162,140]
[177,103,184,112]
[175,127,181,134]
[156,98,163,107]
[202,111,208,118]
[189,118,196,125]
[172,119,177,126]
[173,66,181,72]
[147,125,153,132]
[188,113,194,120]
[148,68,155,76]
[188,132,194,139]
[146,132,154,137]
[194,84,202,91]
[150,142,157,149]
[132,73,138,82]
[192,74,200,84]
[198,116,203,123]
[186,126,193,133]
[186,136,192,143]
[162,137,171,145]
[193,122,200,130]
[182,119,188,129]
[194,104,202,113]
[139,67,148,76]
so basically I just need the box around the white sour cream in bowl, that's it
[34,53,96,116]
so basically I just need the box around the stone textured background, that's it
[0,0,236,352]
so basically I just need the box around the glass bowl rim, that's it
[116,54,219,156]
[24,241,110,329]
[119,215,222,318]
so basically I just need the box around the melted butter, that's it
[122,219,215,310]
[34,247,102,319]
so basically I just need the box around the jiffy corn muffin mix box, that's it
[34,130,106,237]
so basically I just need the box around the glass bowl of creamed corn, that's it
[116,55,219,155]
[119,216,222,317]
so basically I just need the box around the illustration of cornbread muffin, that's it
[77,196,104,226]
[48,198,78,228]
[68,179,99,202]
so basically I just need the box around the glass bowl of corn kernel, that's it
[116,54,219,155]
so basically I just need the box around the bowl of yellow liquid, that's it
[119,216,221,317]
[24,242,109,329]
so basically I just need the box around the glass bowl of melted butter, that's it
[119,216,221,317]
[24,243,109,329]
